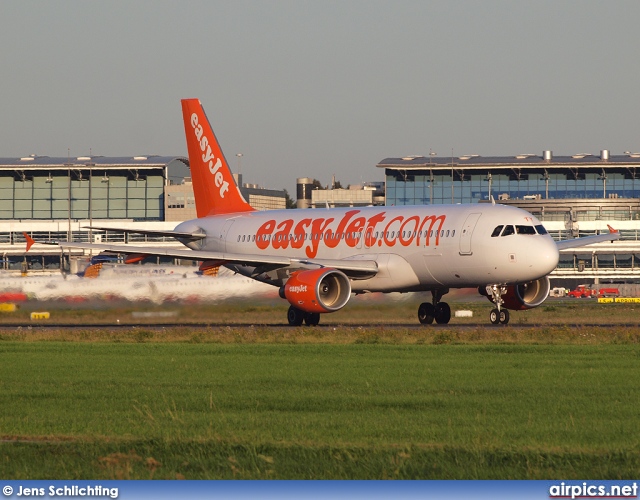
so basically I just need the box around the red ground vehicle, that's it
[597,287,620,298]
[567,285,596,298]
[0,292,28,302]
[567,285,620,298]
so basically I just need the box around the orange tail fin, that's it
[181,99,254,217]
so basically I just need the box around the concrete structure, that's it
[296,177,315,209]
[378,150,640,284]
[234,174,287,211]
[296,178,384,209]
[164,174,286,221]
[309,182,385,208]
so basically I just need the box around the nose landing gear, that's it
[487,284,510,325]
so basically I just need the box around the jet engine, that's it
[482,276,551,310]
[281,268,351,314]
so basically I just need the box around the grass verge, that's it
[1,341,639,478]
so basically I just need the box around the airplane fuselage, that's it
[175,203,560,293]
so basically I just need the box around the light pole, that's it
[236,153,243,174]
[236,153,243,186]
[87,163,94,250]
[429,150,436,204]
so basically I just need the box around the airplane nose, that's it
[531,236,560,275]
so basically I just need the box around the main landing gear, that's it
[418,289,451,325]
[287,305,320,326]
[487,284,510,325]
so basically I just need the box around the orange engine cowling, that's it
[484,276,551,310]
[282,268,351,314]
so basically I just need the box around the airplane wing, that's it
[83,225,206,241]
[41,241,379,278]
[555,225,620,250]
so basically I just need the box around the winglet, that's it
[23,232,35,252]
[181,99,254,217]
[607,224,618,233]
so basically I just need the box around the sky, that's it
[2,0,640,196]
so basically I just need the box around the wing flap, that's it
[54,242,292,267]
[292,257,378,278]
[45,241,379,277]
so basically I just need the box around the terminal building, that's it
[378,150,640,286]
[0,156,286,273]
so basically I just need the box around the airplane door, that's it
[221,219,235,252]
[363,228,374,249]
[459,213,481,255]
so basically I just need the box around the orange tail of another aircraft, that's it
[181,99,254,217]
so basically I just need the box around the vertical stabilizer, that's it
[181,99,254,216]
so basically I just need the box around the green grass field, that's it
[1,306,640,479]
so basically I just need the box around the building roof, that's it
[378,152,640,171]
[0,156,187,168]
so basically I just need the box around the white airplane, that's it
[27,98,620,325]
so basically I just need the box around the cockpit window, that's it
[535,224,548,235]
[515,225,536,235]
[501,225,515,236]
[491,225,504,237]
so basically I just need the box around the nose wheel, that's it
[489,308,510,325]
[487,285,510,325]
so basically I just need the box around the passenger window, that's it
[535,224,548,235]
[491,225,504,237]
[501,225,515,236]
[446,230,450,237]
[516,225,536,235]
[452,230,455,237]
